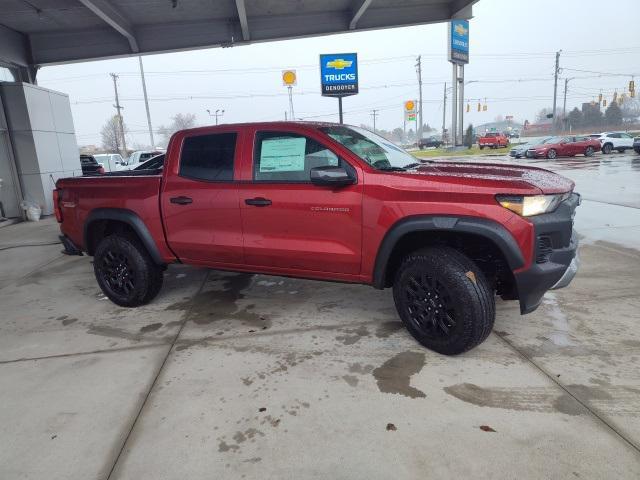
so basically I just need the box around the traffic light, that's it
[613,91,618,102]
[482,103,487,111]
[466,103,470,113]
[598,93,603,103]
[477,102,481,112]
[603,99,607,107]
[630,80,635,93]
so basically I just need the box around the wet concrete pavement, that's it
[1,150,639,479]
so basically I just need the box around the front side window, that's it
[320,125,417,170]
[180,133,237,181]
[254,132,340,182]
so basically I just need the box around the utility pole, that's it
[416,55,423,141]
[110,73,127,156]
[370,109,379,132]
[442,82,447,144]
[138,56,155,148]
[552,50,562,132]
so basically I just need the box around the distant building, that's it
[475,119,524,135]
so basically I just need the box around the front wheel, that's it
[479,145,485,150]
[602,143,613,154]
[585,146,595,157]
[94,234,164,307]
[547,149,557,159]
[393,247,495,355]
[617,148,626,153]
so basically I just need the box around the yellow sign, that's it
[404,100,416,112]
[326,59,353,70]
[282,70,297,86]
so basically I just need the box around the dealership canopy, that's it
[0,0,475,76]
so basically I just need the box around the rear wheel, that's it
[617,148,626,153]
[546,149,557,159]
[479,145,485,150]
[602,143,613,154]
[94,233,164,307]
[392,247,495,355]
[585,146,595,157]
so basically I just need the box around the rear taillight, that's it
[53,189,63,223]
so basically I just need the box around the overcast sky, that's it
[36,0,640,148]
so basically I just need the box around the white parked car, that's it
[93,153,125,172]
[595,132,634,154]
[119,150,164,170]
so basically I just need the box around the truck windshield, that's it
[320,125,418,171]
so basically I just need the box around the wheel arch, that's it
[372,216,525,291]
[84,208,164,265]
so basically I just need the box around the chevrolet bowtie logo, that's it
[326,59,353,70]
[454,23,468,36]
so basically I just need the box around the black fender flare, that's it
[83,208,165,265]
[372,215,525,289]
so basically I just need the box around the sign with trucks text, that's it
[448,19,469,64]
[320,53,359,97]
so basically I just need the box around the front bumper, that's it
[513,193,580,314]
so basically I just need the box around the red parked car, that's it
[527,136,600,159]
[478,133,509,149]
[55,122,579,355]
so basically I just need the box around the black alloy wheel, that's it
[98,249,136,297]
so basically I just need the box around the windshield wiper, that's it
[402,161,434,169]
[376,166,408,172]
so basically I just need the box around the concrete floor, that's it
[1,151,639,479]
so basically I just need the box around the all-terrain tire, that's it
[94,233,164,307]
[392,247,495,355]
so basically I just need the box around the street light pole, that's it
[206,109,225,125]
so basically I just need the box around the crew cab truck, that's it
[478,133,509,149]
[55,122,579,355]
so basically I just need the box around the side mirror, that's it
[310,166,355,187]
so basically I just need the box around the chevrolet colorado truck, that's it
[55,122,579,355]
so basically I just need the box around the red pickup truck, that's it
[478,133,509,149]
[55,122,579,355]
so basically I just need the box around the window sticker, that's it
[260,137,306,172]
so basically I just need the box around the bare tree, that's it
[157,113,197,146]
[100,115,128,153]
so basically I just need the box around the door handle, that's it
[245,197,272,207]
[170,196,193,205]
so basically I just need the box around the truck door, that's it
[238,129,363,275]
[161,129,244,265]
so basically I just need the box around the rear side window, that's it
[253,131,340,182]
[180,133,237,181]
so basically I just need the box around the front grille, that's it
[537,235,553,263]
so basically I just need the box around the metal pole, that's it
[552,50,561,132]
[458,64,464,146]
[416,55,423,141]
[138,56,155,148]
[562,78,569,132]
[110,73,127,156]
[442,82,447,144]
[338,97,343,124]
[288,86,295,120]
[451,64,458,147]
[371,109,378,132]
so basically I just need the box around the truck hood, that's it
[411,161,574,194]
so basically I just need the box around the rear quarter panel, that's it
[56,175,175,262]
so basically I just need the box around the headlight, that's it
[496,193,569,216]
